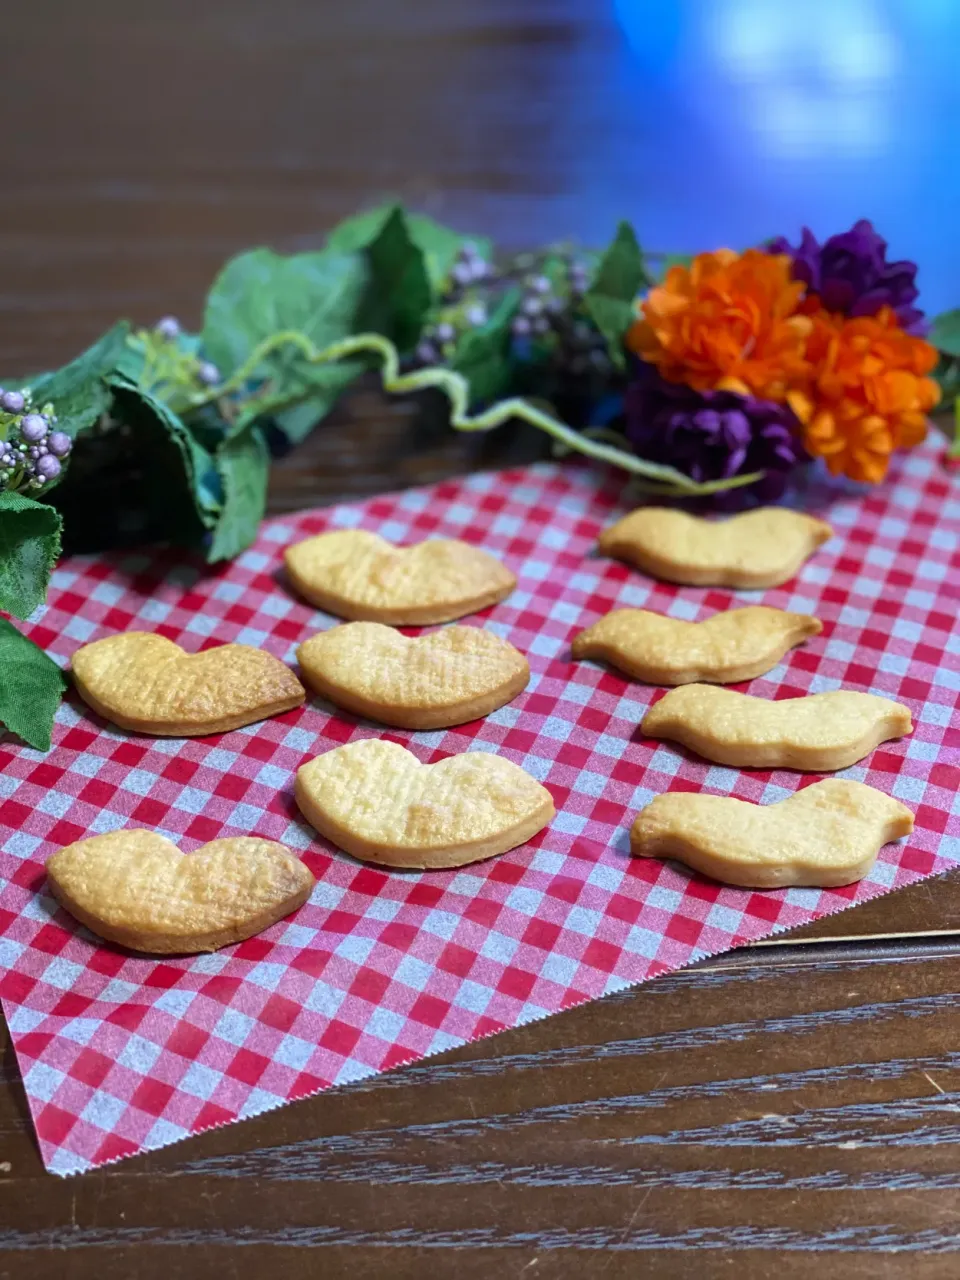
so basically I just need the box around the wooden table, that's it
[3,3,960,1276]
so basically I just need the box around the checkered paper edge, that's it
[2,438,960,1175]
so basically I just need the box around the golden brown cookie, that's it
[297,622,529,729]
[630,779,914,888]
[571,606,821,685]
[597,507,833,588]
[71,633,305,736]
[295,739,554,870]
[642,685,912,771]
[46,830,315,954]
[284,530,515,624]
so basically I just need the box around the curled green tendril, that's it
[187,330,765,497]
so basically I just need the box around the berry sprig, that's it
[131,317,222,412]
[415,242,493,365]
[0,388,71,493]
[412,241,611,392]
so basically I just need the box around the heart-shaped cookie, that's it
[297,622,529,729]
[572,606,821,685]
[46,830,315,953]
[630,779,914,888]
[284,530,515,624]
[72,633,305,736]
[598,507,833,589]
[296,739,554,869]
[642,685,912,771]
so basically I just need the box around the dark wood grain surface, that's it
[2,2,960,1275]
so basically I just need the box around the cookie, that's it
[630,779,914,888]
[284,530,515,624]
[572,606,821,686]
[642,685,912,771]
[295,739,554,870]
[297,622,529,729]
[47,830,315,954]
[72,633,305,736]
[597,507,833,588]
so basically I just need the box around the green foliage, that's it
[0,617,67,750]
[207,425,270,562]
[931,309,960,358]
[583,221,650,369]
[202,246,371,434]
[106,376,221,544]
[361,207,432,352]
[451,287,521,404]
[27,322,131,445]
[0,491,62,619]
[327,202,490,289]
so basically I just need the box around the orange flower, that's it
[789,306,940,484]
[626,249,812,402]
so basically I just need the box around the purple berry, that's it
[416,341,437,364]
[20,413,48,443]
[47,431,71,458]
[451,263,472,286]
[156,316,181,340]
[434,322,456,343]
[197,361,220,386]
[34,455,61,482]
[464,304,487,327]
[512,316,531,336]
[1,390,25,414]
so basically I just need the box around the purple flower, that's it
[768,220,925,334]
[624,364,807,504]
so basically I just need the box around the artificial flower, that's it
[624,362,806,502]
[769,220,925,334]
[788,306,940,483]
[626,249,812,402]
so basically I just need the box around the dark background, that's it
[3,3,960,1277]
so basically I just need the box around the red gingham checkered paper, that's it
[2,436,960,1175]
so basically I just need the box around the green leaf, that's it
[327,203,489,290]
[931,310,960,358]
[0,491,62,619]
[207,425,269,562]
[451,287,521,404]
[361,207,432,352]
[28,321,130,440]
[583,221,650,369]
[0,617,67,750]
[202,246,371,439]
[107,376,221,540]
[269,397,331,446]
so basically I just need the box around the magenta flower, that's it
[624,363,807,504]
[768,220,925,334]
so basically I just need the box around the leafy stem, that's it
[186,329,763,497]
